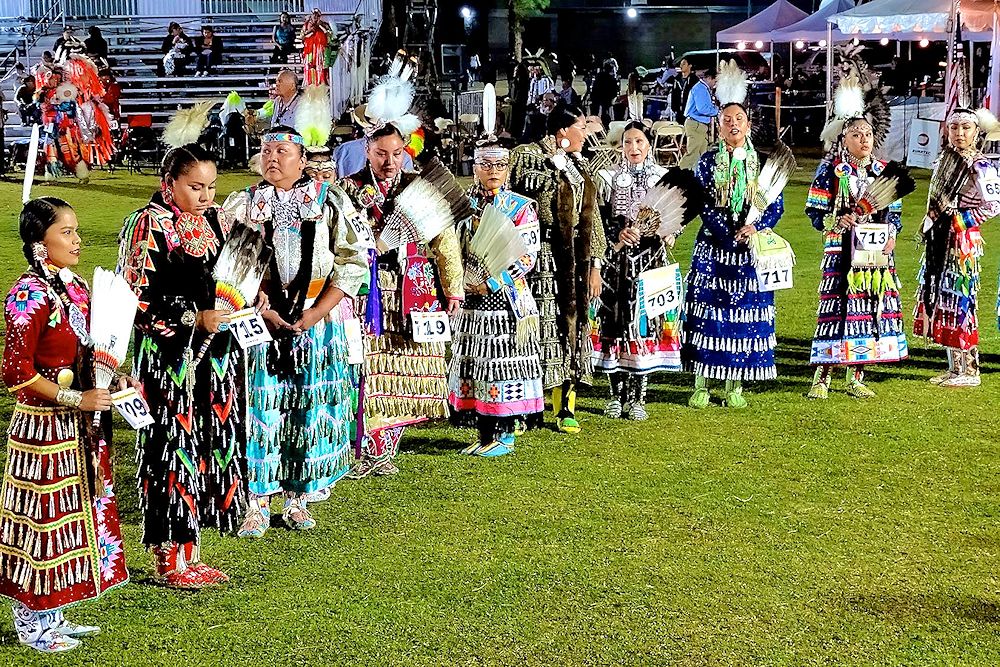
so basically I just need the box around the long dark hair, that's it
[621,120,652,143]
[546,104,584,138]
[20,197,72,265]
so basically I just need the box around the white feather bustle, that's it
[974,108,1000,141]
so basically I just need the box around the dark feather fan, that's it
[419,158,474,223]
[853,161,916,216]
[633,167,707,239]
[926,147,971,221]
[377,159,469,251]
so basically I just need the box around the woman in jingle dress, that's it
[223,126,370,534]
[805,118,907,398]
[914,107,1000,387]
[448,136,544,457]
[683,103,784,409]
[1,198,128,653]
[593,121,680,420]
[118,144,245,588]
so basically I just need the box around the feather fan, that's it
[635,168,706,240]
[377,160,472,251]
[163,100,216,149]
[89,267,139,425]
[418,158,474,222]
[975,108,1000,141]
[465,204,530,286]
[716,59,747,107]
[853,161,916,216]
[744,142,797,228]
[193,225,272,365]
[294,84,332,147]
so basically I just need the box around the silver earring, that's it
[559,138,571,149]
[32,242,47,263]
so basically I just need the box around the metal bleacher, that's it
[1,1,381,149]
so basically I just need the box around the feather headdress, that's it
[353,50,421,137]
[820,73,866,148]
[475,84,507,159]
[163,100,215,149]
[825,46,891,150]
[716,59,748,109]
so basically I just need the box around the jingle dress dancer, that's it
[593,121,679,420]
[447,89,544,457]
[683,63,784,409]
[223,127,370,534]
[509,105,607,433]
[2,198,128,653]
[914,106,1000,387]
[806,75,908,398]
[118,145,246,587]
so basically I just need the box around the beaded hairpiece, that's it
[262,132,305,145]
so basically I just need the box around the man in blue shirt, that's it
[679,68,719,169]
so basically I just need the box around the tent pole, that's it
[770,42,774,79]
[826,21,833,120]
[944,0,957,106]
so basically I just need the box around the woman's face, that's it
[167,161,217,215]
[473,155,510,190]
[720,105,750,149]
[843,120,874,159]
[948,119,978,150]
[262,140,306,187]
[622,128,650,165]
[42,207,81,269]
[366,133,407,181]
[557,115,588,153]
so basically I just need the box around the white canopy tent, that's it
[826,0,1000,113]
[716,0,809,42]
[771,0,856,42]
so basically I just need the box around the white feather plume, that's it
[163,101,215,149]
[482,83,497,136]
[716,59,747,107]
[387,51,406,78]
[367,76,415,127]
[745,142,797,229]
[833,74,866,119]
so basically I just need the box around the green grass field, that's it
[1,162,1000,666]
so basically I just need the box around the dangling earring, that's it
[559,137,571,149]
[32,242,48,264]
[162,182,174,204]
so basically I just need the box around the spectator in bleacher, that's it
[269,69,301,127]
[15,76,38,125]
[195,26,224,77]
[301,8,332,86]
[160,22,191,77]
[84,26,109,64]
[98,69,121,120]
[271,12,297,64]
[53,26,86,63]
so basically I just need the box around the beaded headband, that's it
[474,145,509,161]
[262,132,305,145]
[947,109,979,126]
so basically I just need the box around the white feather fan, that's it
[465,204,530,285]
[90,267,139,423]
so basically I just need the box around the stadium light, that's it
[795,40,805,50]
[919,38,930,47]
[754,40,764,49]
[626,7,638,18]
[819,39,827,47]
[880,37,890,46]
[460,6,472,19]
[737,41,746,50]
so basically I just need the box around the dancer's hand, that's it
[80,389,112,412]
[466,283,488,296]
[261,309,293,331]
[447,297,463,316]
[618,227,640,247]
[588,267,603,301]
[117,375,143,392]
[735,224,757,243]
[255,290,270,312]
[883,237,896,255]
[291,307,324,334]
[197,310,231,333]
[837,212,857,230]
